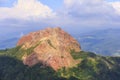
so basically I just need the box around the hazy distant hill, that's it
[0,37,19,49]
[1,28,120,56]
[75,29,120,56]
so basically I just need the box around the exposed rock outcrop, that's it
[17,27,81,70]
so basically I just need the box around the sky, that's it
[0,0,120,38]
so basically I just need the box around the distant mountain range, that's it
[0,37,19,49]
[1,28,120,56]
[73,28,120,56]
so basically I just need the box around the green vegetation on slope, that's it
[56,51,120,80]
[0,41,42,60]
[0,56,63,80]
[0,46,25,59]
[25,41,42,55]
[0,48,120,80]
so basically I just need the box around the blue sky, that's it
[0,0,64,10]
[0,0,117,8]
[0,0,118,7]
[39,0,64,10]
[107,0,120,2]
[0,0,120,37]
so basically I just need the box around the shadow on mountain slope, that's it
[0,56,68,80]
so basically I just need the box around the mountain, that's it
[75,29,120,56]
[17,27,81,70]
[0,27,120,80]
[1,28,120,56]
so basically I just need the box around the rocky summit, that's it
[17,27,81,70]
[1,27,120,80]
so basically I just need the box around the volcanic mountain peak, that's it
[17,27,81,70]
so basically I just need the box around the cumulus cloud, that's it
[0,0,120,32]
[64,0,114,19]
[0,0,120,27]
[62,0,120,28]
[0,0,56,20]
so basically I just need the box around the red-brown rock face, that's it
[17,27,81,70]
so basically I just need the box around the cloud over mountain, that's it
[0,0,120,37]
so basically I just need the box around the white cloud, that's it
[0,0,56,20]
[61,0,120,27]
[0,0,120,30]
[64,0,105,8]
[110,2,120,15]
[64,0,114,15]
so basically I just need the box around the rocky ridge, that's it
[17,27,81,70]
